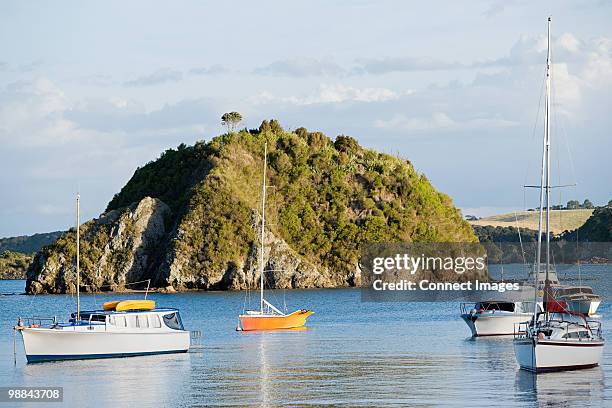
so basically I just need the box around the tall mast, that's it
[533,17,551,319]
[76,193,80,321]
[260,143,267,313]
[544,17,552,314]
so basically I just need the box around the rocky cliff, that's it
[26,121,481,293]
[27,197,170,294]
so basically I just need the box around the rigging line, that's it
[514,211,528,268]
[523,65,548,200]
[550,57,565,236]
[28,291,37,307]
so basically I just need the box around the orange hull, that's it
[239,309,314,331]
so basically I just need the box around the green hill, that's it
[560,207,612,242]
[26,121,478,293]
[0,251,32,279]
[0,231,63,254]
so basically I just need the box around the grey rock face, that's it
[25,197,170,294]
[163,211,338,291]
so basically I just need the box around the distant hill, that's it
[0,251,32,279]
[0,231,64,254]
[472,208,611,263]
[472,225,539,243]
[560,207,612,242]
[469,209,593,236]
[26,121,483,294]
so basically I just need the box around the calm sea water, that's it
[1,264,610,407]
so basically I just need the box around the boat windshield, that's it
[538,312,586,325]
[74,313,106,322]
[162,312,184,330]
[476,302,515,312]
[557,287,593,296]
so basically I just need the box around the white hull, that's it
[21,328,190,363]
[461,313,532,337]
[514,338,603,372]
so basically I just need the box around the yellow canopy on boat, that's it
[103,300,156,311]
[103,300,121,311]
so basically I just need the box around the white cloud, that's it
[254,58,345,77]
[353,56,462,74]
[124,68,183,87]
[189,64,231,76]
[374,112,518,132]
[254,84,406,106]
[0,78,79,148]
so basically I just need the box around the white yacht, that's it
[14,193,190,363]
[514,313,603,372]
[461,301,541,337]
[16,303,190,363]
[513,17,604,373]
[553,286,601,316]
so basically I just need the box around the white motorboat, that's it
[461,301,541,337]
[512,17,604,373]
[17,305,190,363]
[14,193,190,363]
[553,286,601,316]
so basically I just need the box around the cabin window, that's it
[563,331,590,339]
[137,315,149,328]
[115,316,126,328]
[126,315,137,328]
[477,302,514,312]
[151,315,162,328]
[163,313,184,330]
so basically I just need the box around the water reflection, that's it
[515,367,606,406]
[18,353,192,407]
[258,333,271,407]
[1,277,611,407]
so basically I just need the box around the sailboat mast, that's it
[76,193,80,321]
[544,17,552,312]
[260,143,267,313]
[533,18,551,319]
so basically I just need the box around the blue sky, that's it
[1,0,611,237]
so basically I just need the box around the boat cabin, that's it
[554,286,595,296]
[71,309,185,331]
[472,301,541,314]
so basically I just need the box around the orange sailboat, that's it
[238,142,314,331]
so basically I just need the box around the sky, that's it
[1,0,611,237]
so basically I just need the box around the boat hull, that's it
[514,338,603,372]
[21,328,190,363]
[461,313,532,336]
[239,310,313,331]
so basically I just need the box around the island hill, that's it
[26,120,483,294]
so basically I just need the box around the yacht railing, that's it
[587,319,603,339]
[513,322,531,339]
[14,316,58,328]
[460,303,473,315]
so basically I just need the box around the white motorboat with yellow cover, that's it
[16,301,190,363]
[14,194,190,363]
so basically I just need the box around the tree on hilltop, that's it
[221,112,243,133]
